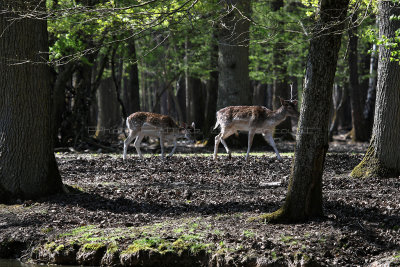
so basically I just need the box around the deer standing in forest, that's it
[123,112,195,160]
[213,97,299,161]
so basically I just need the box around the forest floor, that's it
[0,139,400,266]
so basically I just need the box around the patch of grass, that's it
[280,235,294,243]
[243,230,255,238]
[213,229,223,236]
[55,245,65,252]
[44,242,57,251]
[122,237,162,254]
[82,242,106,252]
[106,242,119,254]
[41,227,54,233]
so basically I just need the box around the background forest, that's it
[46,0,377,147]
[1,1,400,266]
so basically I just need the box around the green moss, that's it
[107,243,119,254]
[82,242,106,252]
[41,227,54,233]
[249,207,286,223]
[280,235,293,243]
[44,242,57,251]
[243,230,255,238]
[351,144,395,178]
[121,237,162,255]
[55,245,65,252]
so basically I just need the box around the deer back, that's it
[127,112,178,130]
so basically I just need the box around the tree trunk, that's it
[52,63,74,146]
[95,78,120,140]
[0,0,63,202]
[351,1,400,178]
[348,14,370,142]
[125,40,141,115]
[204,29,219,138]
[363,43,378,134]
[217,0,251,109]
[176,75,186,122]
[252,82,267,106]
[271,0,292,139]
[260,0,350,222]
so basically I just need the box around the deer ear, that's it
[191,122,195,128]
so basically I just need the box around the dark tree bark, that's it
[71,57,95,143]
[351,1,400,178]
[217,0,251,109]
[363,43,378,134]
[259,0,350,222]
[95,78,120,140]
[0,0,63,202]
[176,75,186,122]
[338,82,352,131]
[252,82,267,106]
[125,40,141,114]
[52,62,75,146]
[203,29,219,137]
[348,13,370,142]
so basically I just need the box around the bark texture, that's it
[348,14,370,142]
[95,78,120,140]
[351,1,400,178]
[217,0,251,109]
[261,0,350,222]
[125,40,141,115]
[0,0,63,202]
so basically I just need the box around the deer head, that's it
[279,97,299,118]
[180,122,196,143]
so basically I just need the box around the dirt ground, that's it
[0,141,399,266]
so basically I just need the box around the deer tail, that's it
[213,121,220,130]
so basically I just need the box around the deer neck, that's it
[269,106,287,126]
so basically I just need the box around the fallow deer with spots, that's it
[123,112,194,160]
[213,97,299,161]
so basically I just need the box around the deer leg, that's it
[159,134,165,159]
[123,130,137,160]
[168,137,177,157]
[263,133,282,161]
[221,131,234,159]
[213,132,223,160]
[245,130,255,162]
[133,134,145,158]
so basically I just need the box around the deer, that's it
[213,97,299,162]
[123,112,195,160]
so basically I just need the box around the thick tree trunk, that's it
[0,0,63,202]
[351,1,400,178]
[217,0,251,109]
[348,15,370,142]
[260,0,350,222]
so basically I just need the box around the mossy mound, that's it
[351,145,398,178]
